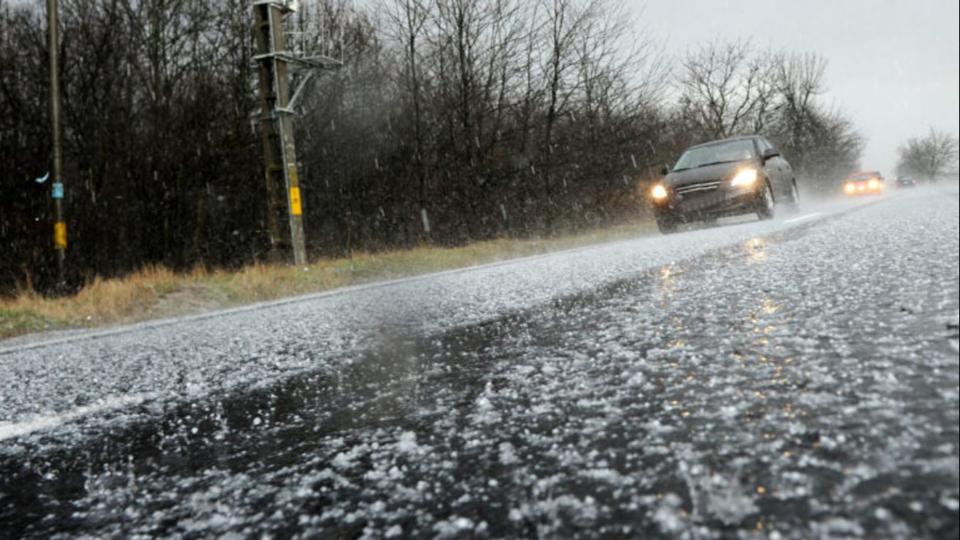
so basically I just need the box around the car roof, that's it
[847,170,881,179]
[688,135,760,150]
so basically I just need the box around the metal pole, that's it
[47,0,66,286]
[270,7,308,266]
[253,4,285,262]
[253,1,307,266]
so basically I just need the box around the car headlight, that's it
[730,168,758,188]
[651,183,669,201]
[844,183,856,194]
[867,179,880,190]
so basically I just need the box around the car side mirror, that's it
[659,165,669,176]
[762,148,779,161]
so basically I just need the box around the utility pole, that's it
[47,0,66,286]
[252,0,338,265]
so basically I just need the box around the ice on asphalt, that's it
[1,186,958,539]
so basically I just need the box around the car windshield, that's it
[673,139,757,171]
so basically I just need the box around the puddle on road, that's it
[0,311,531,537]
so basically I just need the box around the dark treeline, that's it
[2,0,259,293]
[0,0,863,295]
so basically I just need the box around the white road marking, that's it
[784,212,822,224]
[0,394,149,441]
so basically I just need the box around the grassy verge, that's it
[0,219,655,341]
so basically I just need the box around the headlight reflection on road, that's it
[657,265,677,298]
[744,296,783,369]
[743,237,767,263]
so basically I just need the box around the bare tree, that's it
[538,0,602,206]
[385,0,430,234]
[676,44,862,191]
[769,51,828,172]
[896,129,959,181]
[677,39,775,139]
[795,106,864,189]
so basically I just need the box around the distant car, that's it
[843,171,885,195]
[895,176,916,188]
[648,135,799,233]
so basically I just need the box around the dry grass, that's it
[1,266,193,337]
[0,219,654,341]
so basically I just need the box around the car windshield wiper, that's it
[694,159,740,168]
[673,158,745,172]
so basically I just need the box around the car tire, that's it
[781,179,800,214]
[755,180,775,220]
[656,216,679,234]
[787,179,800,205]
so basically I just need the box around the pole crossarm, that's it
[285,54,342,70]
[253,51,342,71]
[252,0,296,12]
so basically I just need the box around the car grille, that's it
[674,180,727,213]
[675,181,721,196]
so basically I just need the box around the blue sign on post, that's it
[52,182,64,199]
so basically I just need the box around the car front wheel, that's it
[786,179,800,205]
[755,181,775,220]
[656,215,679,234]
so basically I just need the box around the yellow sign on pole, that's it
[289,186,302,216]
[54,221,67,248]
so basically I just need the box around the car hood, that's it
[666,160,752,187]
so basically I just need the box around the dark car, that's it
[648,135,798,233]
[895,175,916,188]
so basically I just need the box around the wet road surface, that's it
[1,186,958,539]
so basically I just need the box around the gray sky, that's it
[637,0,960,175]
